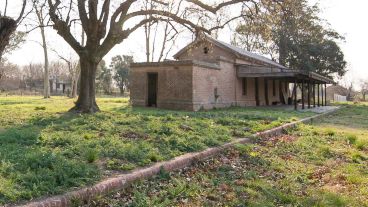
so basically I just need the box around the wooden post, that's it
[325,83,327,106]
[294,79,297,110]
[317,84,320,107]
[321,83,324,106]
[308,80,311,109]
[279,80,284,104]
[285,81,289,105]
[302,79,305,109]
[265,78,269,106]
[255,78,260,106]
[313,82,316,107]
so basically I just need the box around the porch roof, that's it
[236,64,335,84]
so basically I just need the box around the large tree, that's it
[46,0,254,113]
[233,0,347,78]
[0,0,26,61]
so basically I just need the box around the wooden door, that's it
[147,73,158,107]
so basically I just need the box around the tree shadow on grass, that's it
[0,112,100,205]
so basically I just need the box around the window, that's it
[272,80,276,96]
[242,78,247,95]
[203,47,209,54]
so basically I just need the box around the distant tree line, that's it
[0,54,133,96]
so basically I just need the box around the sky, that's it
[4,0,368,89]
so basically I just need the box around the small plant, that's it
[83,133,94,140]
[158,166,170,180]
[346,134,357,144]
[34,106,46,110]
[234,144,251,155]
[319,146,333,158]
[120,163,136,171]
[351,152,366,163]
[355,140,367,150]
[325,129,336,136]
[85,149,99,163]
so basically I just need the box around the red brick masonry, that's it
[14,108,339,207]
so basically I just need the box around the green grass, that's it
[85,103,368,207]
[0,96,314,205]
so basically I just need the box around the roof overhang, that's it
[237,65,335,84]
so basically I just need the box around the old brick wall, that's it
[130,63,194,110]
[176,40,235,63]
[192,60,237,111]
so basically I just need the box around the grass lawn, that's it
[0,96,315,205]
[86,104,368,207]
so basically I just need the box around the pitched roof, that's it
[173,36,287,69]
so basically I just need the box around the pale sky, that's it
[5,0,368,88]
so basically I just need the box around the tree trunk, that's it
[69,66,80,98]
[40,25,50,98]
[71,74,79,98]
[70,58,99,113]
[120,86,125,95]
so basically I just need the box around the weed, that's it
[35,106,46,110]
[325,128,336,136]
[346,134,357,144]
[85,149,99,163]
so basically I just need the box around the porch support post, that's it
[321,83,324,106]
[294,79,297,110]
[308,80,311,109]
[255,78,260,106]
[317,84,320,107]
[265,78,269,106]
[302,79,305,109]
[325,83,327,106]
[313,82,316,107]
[279,80,284,104]
[285,81,289,105]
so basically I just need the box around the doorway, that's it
[147,73,158,107]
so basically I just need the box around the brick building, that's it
[130,36,333,111]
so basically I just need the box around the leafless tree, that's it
[0,0,27,61]
[32,0,51,98]
[51,48,80,98]
[46,0,255,113]
[143,1,184,62]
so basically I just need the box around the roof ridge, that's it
[205,36,286,69]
